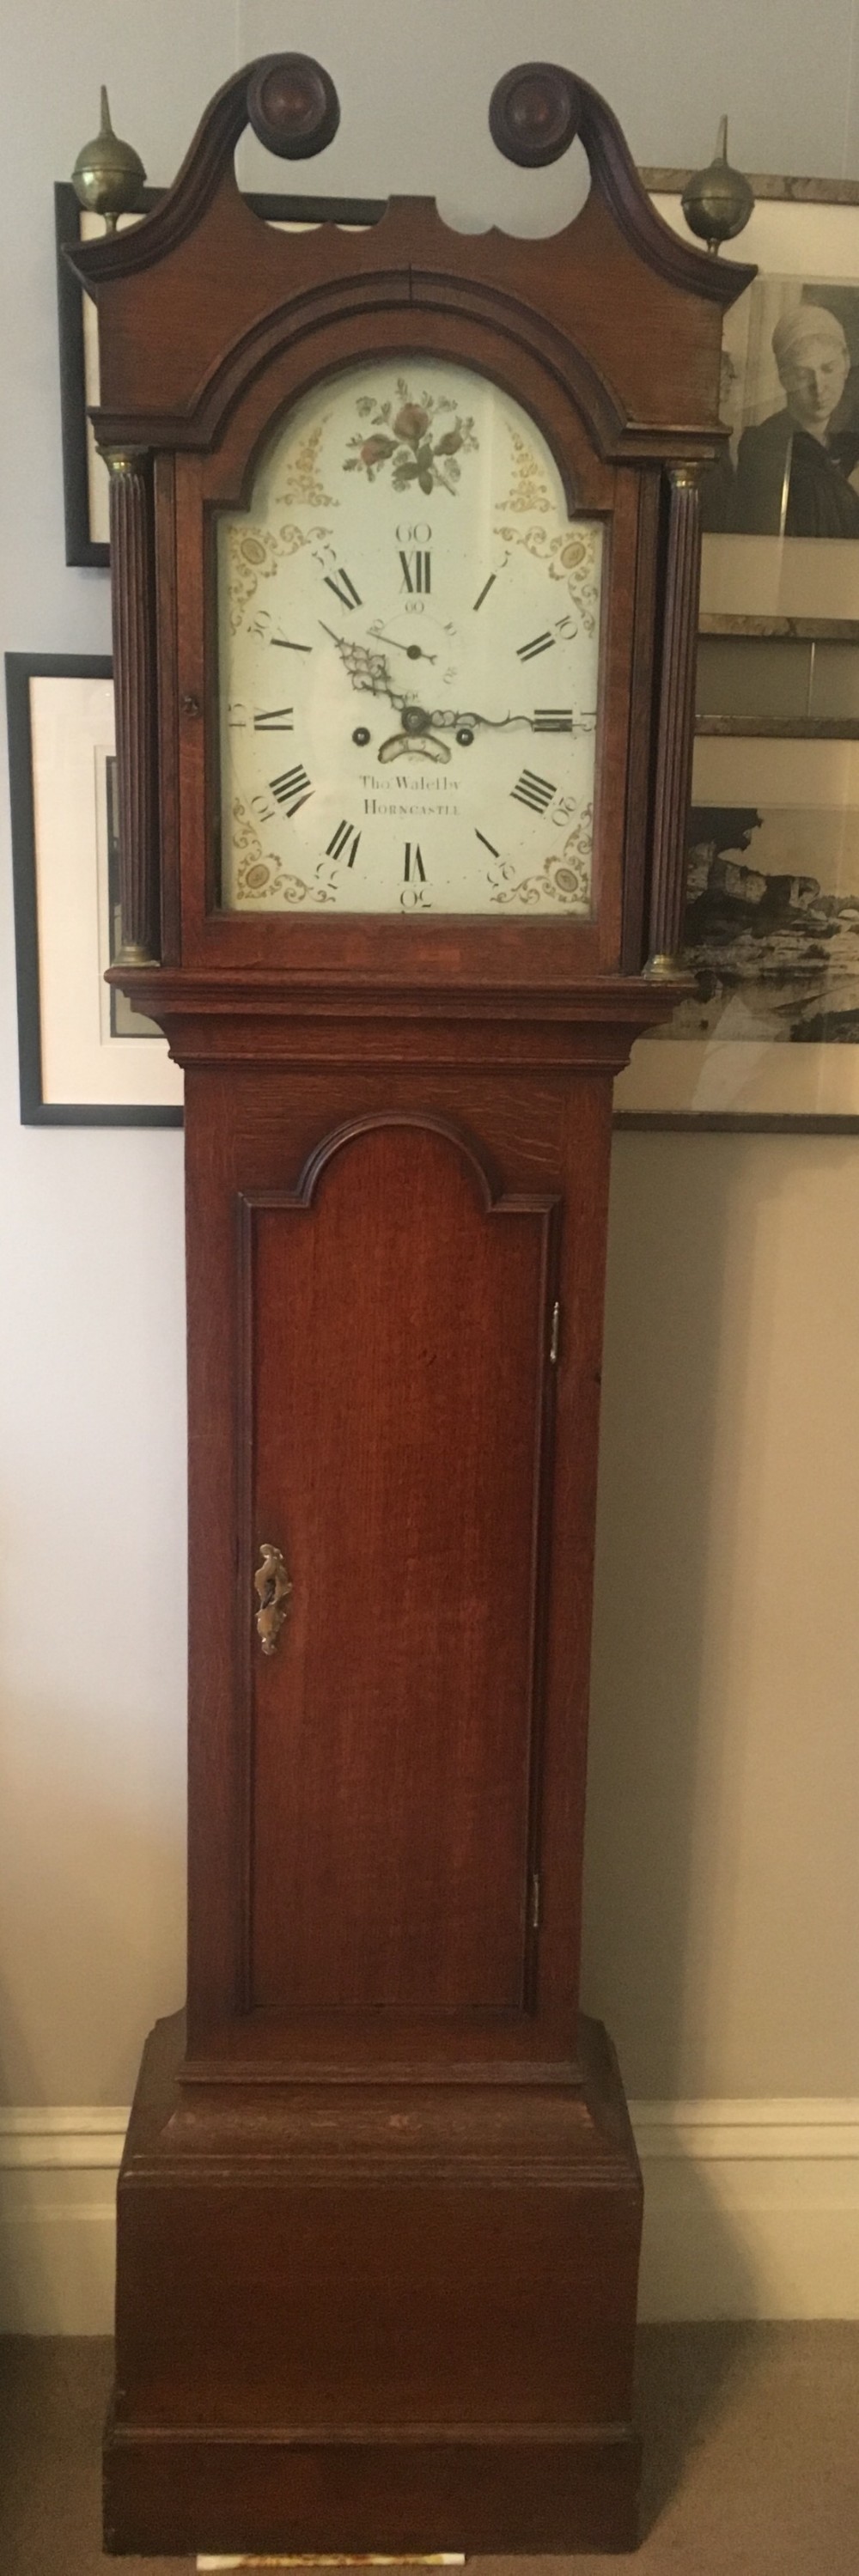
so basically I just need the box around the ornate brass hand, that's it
[320,624,402,702]
[374,703,551,761]
[420,705,595,735]
[321,636,453,762]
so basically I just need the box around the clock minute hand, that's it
[425,706,531,733]
[428,707,595,734]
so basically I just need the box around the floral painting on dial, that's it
[344,379,478,496]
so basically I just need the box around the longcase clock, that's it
[68,52,752,2561]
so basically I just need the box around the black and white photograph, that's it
[615,728,859,1122]
[664,795,859,1040]
[704,278,859,539]
[650,186,859,620]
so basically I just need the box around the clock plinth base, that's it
[104,2010,643,2558]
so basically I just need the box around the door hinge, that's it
[548,1300,560,1366]
[530,1871,541,1932]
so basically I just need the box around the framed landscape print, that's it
[54,184,385,564]
[6,653,183,1123]
[615,728,859,1126]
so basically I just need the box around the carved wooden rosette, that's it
[101,446,159,964]
[646,462,702,977]
[488,62,581,167]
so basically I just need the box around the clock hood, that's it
[66,53,754,465]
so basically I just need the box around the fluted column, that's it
[101,446,160,964]
[645,462,701,978]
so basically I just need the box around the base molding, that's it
[102,2007,643,2555]
[3,2093,858,2333]
[105,2419,640,2558]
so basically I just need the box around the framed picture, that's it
[54,184,385,566]
[646,173,859,621]
[615,726,859,1128]
[696,615,859,729]
[6,652,183,1124]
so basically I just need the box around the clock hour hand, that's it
[320,623,405,707]
[321,626,450,759]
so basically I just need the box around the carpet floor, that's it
[0,2327,857,2573]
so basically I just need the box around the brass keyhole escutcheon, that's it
[254,1542,293,1655]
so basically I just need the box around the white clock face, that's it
[216,360,602,917]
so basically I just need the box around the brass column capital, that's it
[98,444,150,478]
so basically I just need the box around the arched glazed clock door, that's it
[216,359,603,923]
[69,50,752,2560]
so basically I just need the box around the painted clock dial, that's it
[216,359,603,916]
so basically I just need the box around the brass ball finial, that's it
[680,116,754,256]
[71,87,146,233]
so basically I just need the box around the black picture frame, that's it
[622,171,859,1126]
[54,182,387,569]
[6,649,182,1126]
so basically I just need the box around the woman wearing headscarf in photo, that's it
[734,302,859,536]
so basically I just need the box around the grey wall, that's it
[2,0,858,2108]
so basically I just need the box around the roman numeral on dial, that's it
[472,573,497,612]
[253,706,294,731]
[324,567,362,611]
[404,842,426,883]
[475,828,500,858]
[511,769,555,814]
[399,549,430,594]
[271,763,313,815]
[533,709,573,733]
[517,630,555,662]
[327,819,361,867]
